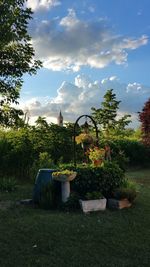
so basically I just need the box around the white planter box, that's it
[80,198,107,213]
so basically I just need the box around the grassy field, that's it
[0,169,150,267]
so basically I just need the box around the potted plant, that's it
[52,170,77,203]
[107,180,138,209]
[87,146,105,166]
[52,170,77,182]
[80,191,107,213]
[75,133,94,145]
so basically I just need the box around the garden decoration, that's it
[107,184,137,209]
[86,146,105,166]
[33,169,56,204]
[75,132,94,163]
[80,192,107,213]
[73,115,99,167]
[52,170,77,202]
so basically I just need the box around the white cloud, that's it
[60,9,80,28]
[88,6,95,13]
[30,9,148,71]
[26,0,61,11]
[21,75,150,127]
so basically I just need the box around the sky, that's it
[20,0,150,127]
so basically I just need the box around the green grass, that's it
[0,169,150,267]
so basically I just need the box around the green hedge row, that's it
[70,161,125,198]
[110,139,150,167]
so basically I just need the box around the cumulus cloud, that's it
[26,0,61,11]
[21,75,150,127]
[30,9,148,71]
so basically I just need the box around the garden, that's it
[0,2,150,264]
[0,91,150,266]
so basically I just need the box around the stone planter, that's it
[52,172,77,182]
[80,198,107,213]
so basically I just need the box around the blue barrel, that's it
[33,169,56,204]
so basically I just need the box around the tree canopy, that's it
[0,0,42,127]
[91,89,131,138]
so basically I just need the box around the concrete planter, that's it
[80,198,107,213]
[107,198,132,209]
[52,172,77,182]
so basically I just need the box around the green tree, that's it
[91,89,131,138]
[0,0,41,127]
[139,98,150,146]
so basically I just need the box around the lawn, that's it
[0,169,150,267]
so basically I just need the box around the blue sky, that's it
[21,0,150,127]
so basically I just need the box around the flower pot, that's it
[93,159,103,166]
[80,198,107,213]
[52,172,77,182]
[107,198,132,209]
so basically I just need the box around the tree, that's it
[91,89,131,138]
[139,98,150,146]
[0,0,41,127]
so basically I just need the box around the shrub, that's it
[85,191,104,200]
[112,179,138,203]
[0,177,17,192]
[71,161,125,198]
[113,188,137,203]
[110,139,150,167]
[61,192,80,211]
[30,152,56,181]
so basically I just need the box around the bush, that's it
[112,179,138,202]
[111,139,150,167]
[0,177,18,192]
[61,192,80,211]
[113,188,137,203]
[85,191,104,200]
[71,161,125,198]
[30,152,56,181]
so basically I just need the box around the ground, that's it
[0,169,150,267]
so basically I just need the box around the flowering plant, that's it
[87,146,105,166]
[75,133,93,145]
[52,170,77,182]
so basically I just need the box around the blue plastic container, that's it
[33,169,56,203]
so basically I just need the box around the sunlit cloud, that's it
[20,75,150,127]
[26,0,61,11]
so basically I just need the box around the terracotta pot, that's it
[93,159,102,166]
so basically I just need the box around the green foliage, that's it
[139,98,150,146]
[91,89,131,137]
[71,161,125,198]
[30,121,74,164]
[85,191,104,200]
[61,192,80,211]
[30,152,56,181]
[113,188,137,203]
[0,177,17,192]
[0,128,34,180]
[111,139,150,167]
[0,0,41,127]
[0,121,74,180]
